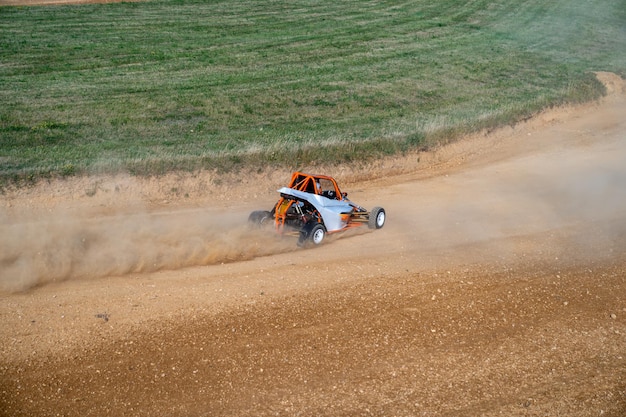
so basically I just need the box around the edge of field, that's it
[2,71,624,217]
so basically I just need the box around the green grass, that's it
[1,0,625,184]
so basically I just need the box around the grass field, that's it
[1,0,625,183]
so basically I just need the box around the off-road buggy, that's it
[248,172,386,246]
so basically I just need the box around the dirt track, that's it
[1,72,626,416]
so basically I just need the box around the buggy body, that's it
[249,172,386,246]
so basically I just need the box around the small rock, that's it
[610,313,617,320]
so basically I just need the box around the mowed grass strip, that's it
[0,0,625,182]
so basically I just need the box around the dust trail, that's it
[377,132,626,268]
[0,207,295,293]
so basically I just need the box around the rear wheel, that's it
[248,210,272,227]
[298,223,326,247]
[368,207,386,229]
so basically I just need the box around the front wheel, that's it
[368,207,386,229]
[298,223,326,247]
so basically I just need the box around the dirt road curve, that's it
[1,72,626,416]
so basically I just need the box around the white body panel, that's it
[277,187,354,232]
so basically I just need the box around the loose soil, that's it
[1,72,625,416]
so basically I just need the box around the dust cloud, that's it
[375,131,626,269]
[3,138,624,294]
[0,207,294,293]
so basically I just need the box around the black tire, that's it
[248,210,272,227]
[368,207,386,229]
[298,223,326,247]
